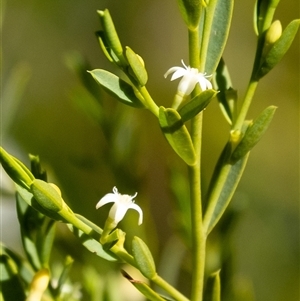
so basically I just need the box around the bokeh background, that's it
[2,0,299,300]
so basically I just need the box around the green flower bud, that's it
[132,236,156,279]
[31,180,63,213]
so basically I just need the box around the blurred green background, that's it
[2,0,299,300]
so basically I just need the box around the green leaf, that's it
[204,270,221,301]
[16,191,56,270]
[16,184,64,222]
[96,30,115,63]
[36,220,56,268]
[178,89,217,122]
[97,10,123,58]
[89,69,145,108]
[132,237,156,279]
[256,19,300,79]
[176,0,202,29]
[29,154,47,181]
[0,147,34,189]
[125,47,148,86]
[0,254,26,301]
[159,107,196,166]
[203,0,234,74]
[231,106,277,162]
[204,151,249,234]
[213,58,237,125]
[122,270,166,301]
[16,193,43,271]
[66,223,118,262]
[254,0,280,35]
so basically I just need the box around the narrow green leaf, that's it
[0,147,34,189]
[204,153,249,234]
[254,0,280,35]
[231,106,277,162]
[203,0,234,74]
[122,270,166,301]
[159,107,196,166]
[132,237,156,279]
[16,193,43,271]
[37,220,56,268]
[89,69,145,108]
[204,270,221,301]
[29,154,47,181]
[256,19,300,79]
[176,0,202,29]
[125,47,148,86]
[66,224,117,262]
[213,58,237,125]
[96,31,115,63]
[97,10,123,58]
[178,89,217,122]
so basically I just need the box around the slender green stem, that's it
[188,27,206,301]
[188,115,206,301]
[139,86,159,117]
[152,275,190,301]
[233,80,259,131]
[189,29,200,68]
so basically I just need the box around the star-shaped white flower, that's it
[164,60,212,95]
[96,186,143,227]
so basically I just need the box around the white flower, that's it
[96,186,143,227]
[164,60,212,95]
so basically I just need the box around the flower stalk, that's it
[188,26,206,301]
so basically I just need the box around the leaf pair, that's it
[159,90,216,165]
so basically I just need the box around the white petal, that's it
[96,193,118,209]
[178,74,198,95]
[169,68,189,81]
[128,203,143,225]
[197,74,212,91]
[109,202,128,224]
[164,66,185,79]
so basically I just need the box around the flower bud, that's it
[262,20,282,57]
[266,20,282,45]
[31,179,63,213]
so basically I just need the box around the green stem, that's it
[152,275,190,301]
[233,80,259,131]
[188,27,206,301]
[139,86,159,117]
